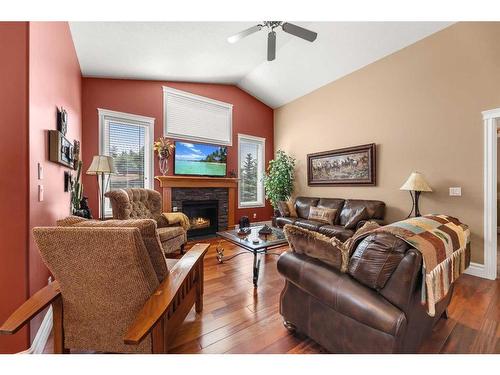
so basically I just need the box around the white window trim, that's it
[238,133,266,209]
[98,108,155,217]
[163,86,233,146]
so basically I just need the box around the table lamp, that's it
[86,155,116,220]
[400,172,432,218]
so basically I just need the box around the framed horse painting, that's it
[307,143,376,186]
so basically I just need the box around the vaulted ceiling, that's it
[69,22,452,108]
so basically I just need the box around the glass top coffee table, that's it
[216,224,287,287]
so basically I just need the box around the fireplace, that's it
[182,200,219,238]
[172,187,229,232]
[156,176,237,227]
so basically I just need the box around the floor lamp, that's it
[86,155,116,220]
[400,171,432,218]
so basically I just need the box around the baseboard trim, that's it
[19,306,52,354]
[464,262,488,279]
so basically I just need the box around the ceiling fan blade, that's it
[267,31,276,61]
[227,25,262,44]
[282,22,317,42]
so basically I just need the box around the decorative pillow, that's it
[286,199,298,218]
[277,201,291,217]
[308,206,337,225]
[284,224,349,272]
[344,207,369,229]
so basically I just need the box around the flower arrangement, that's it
[153,137,175,158]
[153,137,175,175]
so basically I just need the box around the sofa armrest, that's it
[0,281,61,335]
[277,251,406,336]
[379,249,422,313]
[156,215,170,228]
[123,243,208,346]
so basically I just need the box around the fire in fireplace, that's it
[190,217,211,230]
[182,200,219,238]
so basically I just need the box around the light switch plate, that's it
[172,206,178,212]
[38,185,44,201]
[449,187,462,196]
[38,163,43,180]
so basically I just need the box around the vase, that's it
[159,156,169,176]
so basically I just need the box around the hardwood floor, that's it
[44,239,499,354]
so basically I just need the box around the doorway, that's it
[481,108,500,280]
[497,133,500,277]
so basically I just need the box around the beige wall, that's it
[274,22,500,264]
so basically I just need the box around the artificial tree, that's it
[263,150,296,214]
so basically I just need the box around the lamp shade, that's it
[86,155,116,175]
[400,172,432,192]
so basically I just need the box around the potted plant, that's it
[263,150,296,226]
[153,137,175,175]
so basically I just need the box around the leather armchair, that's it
[105,188,187,255]
[278,229,452,353]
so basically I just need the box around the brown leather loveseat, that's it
[278,226,453,353]
[276,197,385,241]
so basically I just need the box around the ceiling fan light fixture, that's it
[267,31,276,61]
[227,24,262,44]
[227,21,317,61]
[282,22,318,42]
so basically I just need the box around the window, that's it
[238,134,265,208]
[98,109,154,216]
[163,86,233,145]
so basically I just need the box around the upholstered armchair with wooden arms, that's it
[105,188,188,255]
[0,219,208,354]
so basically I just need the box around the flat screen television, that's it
[174,141,227,177]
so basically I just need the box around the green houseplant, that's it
[263,150,296,216]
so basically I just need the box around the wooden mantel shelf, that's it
[155,175,239,227]
[155,175,238,189]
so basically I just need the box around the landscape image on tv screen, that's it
[174,141,227,177]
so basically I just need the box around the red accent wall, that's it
[28,22,83,341]
[0,22,30,354]
[82,79,274,223]
[0,22,82,353]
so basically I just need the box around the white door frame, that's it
[476,108,500,280]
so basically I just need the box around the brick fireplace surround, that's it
[155,176,238,229]
[172,189,227,232]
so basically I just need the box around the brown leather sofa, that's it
[276,197,385,241]
[278,228,453,353]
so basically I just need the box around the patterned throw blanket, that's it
[357,215,470,316]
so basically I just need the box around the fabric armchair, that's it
[0,221,208,354]
[105,188,187,255]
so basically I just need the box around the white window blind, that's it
[163,86,233,145]
[238,134,265,208]
[98,109,154,216]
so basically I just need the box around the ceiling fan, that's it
[227,21,318,61]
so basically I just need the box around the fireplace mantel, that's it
[155,176,238,227]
